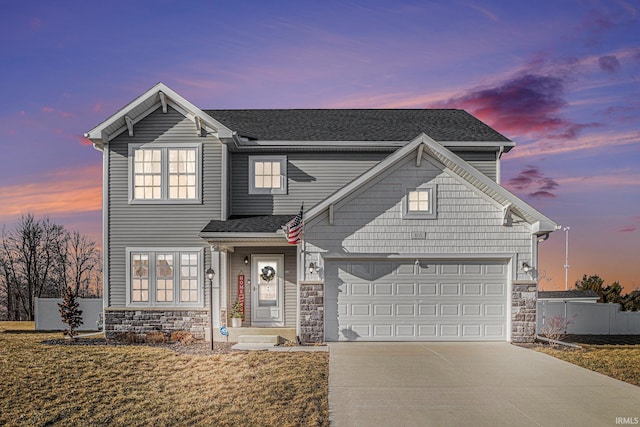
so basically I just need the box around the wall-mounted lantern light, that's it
[308,262,316,274]
[522,262,531,273]
[243,256,249,266]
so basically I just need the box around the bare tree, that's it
[65,230,101,297]
[0,214,101,320]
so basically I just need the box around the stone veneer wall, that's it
[299,281,324,343]
[104,309,209,340]
[511,281,537,343]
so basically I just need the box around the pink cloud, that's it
[505,129,640,159]
[618,226,636,233]
[0,165,102,222]
[41,106,74,118]
[77,135,93,146]
[434,73,600,140]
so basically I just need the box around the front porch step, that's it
[238,335,282,345]
[212,327,296,343]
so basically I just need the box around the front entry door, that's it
[251,255,284,326]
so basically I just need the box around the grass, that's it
[0,322,328,426]
[536,344,640,386]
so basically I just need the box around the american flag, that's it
[286,207,304,244]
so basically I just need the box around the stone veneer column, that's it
[299,280,324,343]
[511,281,537,343]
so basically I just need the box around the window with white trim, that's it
[249,155,287,194]
[130,144,201,203]
[403,186,437,219]
[126,248,203,307]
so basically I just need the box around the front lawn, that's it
[536,344,640,386]
[0,322,329,426]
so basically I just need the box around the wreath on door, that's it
[260,266,276,282]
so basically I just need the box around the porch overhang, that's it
[199,215,296,247]
[199,232,289,248]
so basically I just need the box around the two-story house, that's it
[85,83,556,344]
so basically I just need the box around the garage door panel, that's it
[462,283,482,295]
[419,304,437,316]
[396,283,416,295]
[463,304,482,316]
[374,304,393,316]
[351,283,371,296]
[396,304,415,316]
[418,283,437,295]
[440,304,459,316]
[374,324,393,337]
[463,264,482,275]
[374,283,393,296]
[326,260,508,342]
[462,324,482,337]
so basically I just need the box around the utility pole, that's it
[563,226,570,290]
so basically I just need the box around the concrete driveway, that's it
[329,342,640,426]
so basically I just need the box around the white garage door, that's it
[325,260,509,341]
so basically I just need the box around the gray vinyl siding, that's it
[231,152,387,215]
[453,150,497,181]
[227,247,297,327]
[107,106,222,307]
[305,154,532,281]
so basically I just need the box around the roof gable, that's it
[306,133,557,234]
[85,83,233,149]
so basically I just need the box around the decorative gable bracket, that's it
[416,143,425,167]
[502,203,513,226]
[124,115,134,137]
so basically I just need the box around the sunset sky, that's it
[1,1,638,291]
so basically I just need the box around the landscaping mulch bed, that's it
[40,337,236,355]
[563,334,640,345]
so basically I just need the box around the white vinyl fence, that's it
[537,300,640,335]
[34,297,102,331]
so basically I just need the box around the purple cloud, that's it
[505,166,559,199]
[529,191,557,199]
[618,226,637,233]
[436,73,597,140]
[580,10,615,36]
[598,55,621,74]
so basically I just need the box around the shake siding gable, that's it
[107,107,222,307]
[305,154,532,279]
[230,152,387,215]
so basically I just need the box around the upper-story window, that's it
[403,185,437,219]
[129,143,202,203]
[249,155,287,195]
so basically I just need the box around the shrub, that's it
[58,287,83,341]
[540,315,576,345]
[145,331,168,344]
[170,330,195,345]
[114,331,143,344]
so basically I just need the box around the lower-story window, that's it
[126,247,203,307]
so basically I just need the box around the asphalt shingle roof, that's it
[538,290,599,299]
[201,215,294,233]
[205,109,511,142]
